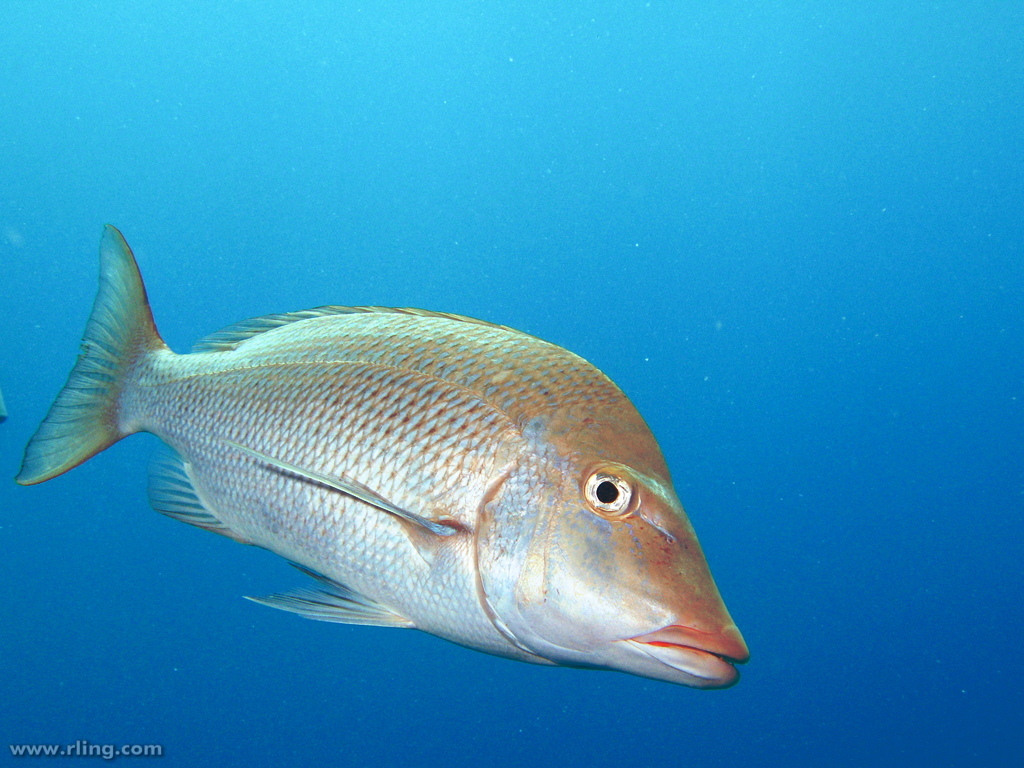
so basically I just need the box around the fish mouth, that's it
[623,624,750,689]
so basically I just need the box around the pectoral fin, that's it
[224,439,461,537]
[247,563,413,628]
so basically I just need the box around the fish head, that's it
[477,434,748,688]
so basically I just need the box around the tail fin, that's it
[17,226,166,485]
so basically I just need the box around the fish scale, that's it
[130,348,531,655]
[222,313,628,427]
[18,227,749,687]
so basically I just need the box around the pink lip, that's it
[624,624,749,688]
[633,623,750,664]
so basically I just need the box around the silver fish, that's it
[18,226,749,687]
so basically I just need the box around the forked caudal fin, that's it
[16,226,166,485]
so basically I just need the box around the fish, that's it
[18,225,749,688]
[0,385,6,423]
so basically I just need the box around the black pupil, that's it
[595,480,619,504]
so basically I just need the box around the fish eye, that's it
[584,471,634,518]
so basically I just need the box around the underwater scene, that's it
[1,3,1021,766]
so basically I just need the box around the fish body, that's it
[19,227,748,687]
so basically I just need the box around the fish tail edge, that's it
[17,225,166,485]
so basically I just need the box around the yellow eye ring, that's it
[584,471,634,518]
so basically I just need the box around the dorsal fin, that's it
[191,306,359,352]
[192,305,523,353]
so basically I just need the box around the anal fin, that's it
[148,449,250,544]
[247,563,414,628]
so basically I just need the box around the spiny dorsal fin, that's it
[192,305,524,353]
[246,563,413,628]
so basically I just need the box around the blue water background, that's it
[1,3,1021,766]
